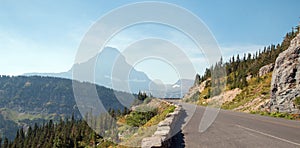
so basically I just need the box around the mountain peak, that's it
[100,46,120,55]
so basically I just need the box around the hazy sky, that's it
[0,0,299,84]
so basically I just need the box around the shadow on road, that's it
[169,108,188,148]
[169,130,185,148]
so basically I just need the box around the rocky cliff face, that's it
[270,33,300,113]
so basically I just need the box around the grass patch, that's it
[294,97,300,110]
[0,108,52,122]
[144,105,175,127]
[119,126,157,147]
[222,73,272,110]
[197,87,210,106]
[125,106,158,127]
[250,110,297,120]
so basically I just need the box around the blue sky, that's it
[0,0,299,84]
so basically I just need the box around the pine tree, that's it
[123,107,129,116]
[117,109,121,117]
[194,74,201,85]
[137,91,148,101]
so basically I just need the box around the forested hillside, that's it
[0,116,116,148]
[0,97,175,148]
[195,26,299,90]
[187,24,300,116]
[0,76,133,140]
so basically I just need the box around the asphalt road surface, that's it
[169,101,300,148]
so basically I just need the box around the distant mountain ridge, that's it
[24,47,193,98]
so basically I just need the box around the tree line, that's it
[0,107,131,148]
[194,25,300,92]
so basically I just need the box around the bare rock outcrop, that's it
[270,33,300,113]
[259,63,274,77]
[182,79,209,102]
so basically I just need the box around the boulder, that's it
[141,136,162,148]
[270,33,300,113]
[259,63,274,77]
[246,75,252,81]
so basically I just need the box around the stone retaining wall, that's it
[141,101,182,148]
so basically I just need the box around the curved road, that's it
[170,101,300,148]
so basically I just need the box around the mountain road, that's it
[169,101,300,148]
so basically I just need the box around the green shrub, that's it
[249,110,296,120]
[125,108,158,127]
[167,105,176,113]
[294,97,300,109]
[144,105,175,127]
[250,110,256,114]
